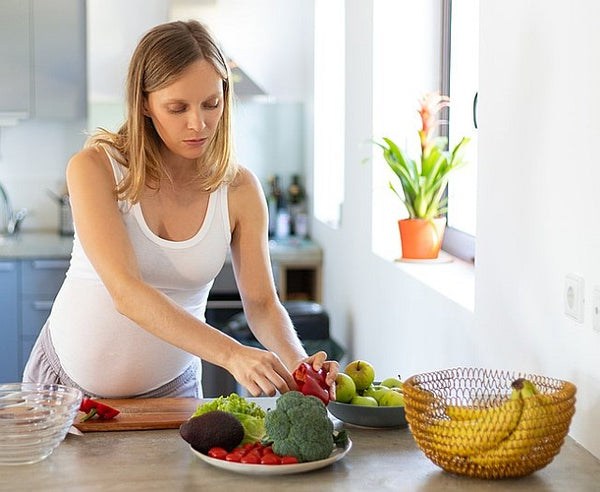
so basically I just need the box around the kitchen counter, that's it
[1,405,599,491]
[0,231,74,259]
[0,232,322,263]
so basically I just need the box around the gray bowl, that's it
[328,400,407,428]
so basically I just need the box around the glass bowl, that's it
[0,383,83,465]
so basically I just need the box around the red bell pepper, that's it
[293,362,330,405]
[79,398,120,421]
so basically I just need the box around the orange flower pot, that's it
[398,218,447,259]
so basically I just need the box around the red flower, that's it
[418,91,449,155]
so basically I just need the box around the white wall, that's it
[475,0,600,458]
[313,0,600,460]
[171,0,313,100]
[312,0,476,397]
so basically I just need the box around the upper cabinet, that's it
[0,0,31,119]
[0,0,87,123]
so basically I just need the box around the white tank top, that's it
[49,148,231,397]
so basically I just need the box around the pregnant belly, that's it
[49,281,194,397]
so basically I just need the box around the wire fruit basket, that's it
[402,367,576,479]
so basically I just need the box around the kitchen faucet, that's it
[0,181,27,236]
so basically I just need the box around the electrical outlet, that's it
[564,274,584,323]
[593,286,600,333]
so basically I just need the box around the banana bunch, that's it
[431,378,542,459]
[469,378,557,466]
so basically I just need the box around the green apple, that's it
[379,389,405,407]
[381,376,403,389]
[350,395,378,407]
[335,373,357,403]
[344,360,376,391]
[363,384,390,404]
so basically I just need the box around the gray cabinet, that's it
[0,0,31,118]
[32,0,87,120]
[0,261,19,383]
[20,259,69,372]
[0,0,87,121]
[0,258,68,383]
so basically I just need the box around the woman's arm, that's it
[228,168,338,396]
[66,148,293,396]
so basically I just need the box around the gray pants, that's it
[23,321,201,399]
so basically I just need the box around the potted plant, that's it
[373,92,470,259]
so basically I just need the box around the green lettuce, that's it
[192,393,266,444]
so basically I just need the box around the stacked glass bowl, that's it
[0,383,83,465]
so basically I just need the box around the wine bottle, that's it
[267,175,282,237]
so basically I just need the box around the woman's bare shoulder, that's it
[66,145,116,192]
[69,145,110,168]
[67,145,113,177]
[227,166,267,230]
[229,165,262,194]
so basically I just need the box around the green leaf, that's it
[370,131,470,220]
[448,137,470,170]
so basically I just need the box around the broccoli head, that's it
[263,391,334,462]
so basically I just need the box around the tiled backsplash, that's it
[0,119,88,231]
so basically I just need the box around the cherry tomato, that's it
[281,456,299,465]
[225,452,243,462]
[240,453,261,464]
[207,447,228,460]
[261,445,274,456]
[247,449,262,460]
[260,453,281,465]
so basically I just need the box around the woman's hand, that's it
[301,351,340,401]
[226,345,298,397]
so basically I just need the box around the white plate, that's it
[190,438,352,476]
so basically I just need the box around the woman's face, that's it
[145,59,224,162]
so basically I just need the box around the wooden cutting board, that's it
[73,398,204,432]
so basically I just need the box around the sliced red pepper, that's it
[79,398,120,420]
[293,362,330,405]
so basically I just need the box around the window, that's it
[371,1,443,260]
[313,0,345,228]
[441,0,479,261]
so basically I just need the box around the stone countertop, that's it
[0,232,322,263]
[0,408,599,492]
[0,231,74,259]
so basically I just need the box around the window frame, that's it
[440,0,476,263]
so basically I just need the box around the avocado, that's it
[179,410,244,454]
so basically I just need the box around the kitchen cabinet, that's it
[0,0,87,122]
[0,0,30,119]
[20,259,69,372]
[0,258,68,383]
[0,261,19,383]
[270,238,323,302]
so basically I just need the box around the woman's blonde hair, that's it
[88,20,237,202]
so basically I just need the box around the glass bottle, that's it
[267,175,282,238]
[287,174,307,237]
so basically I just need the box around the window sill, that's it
[392,251,475,312]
